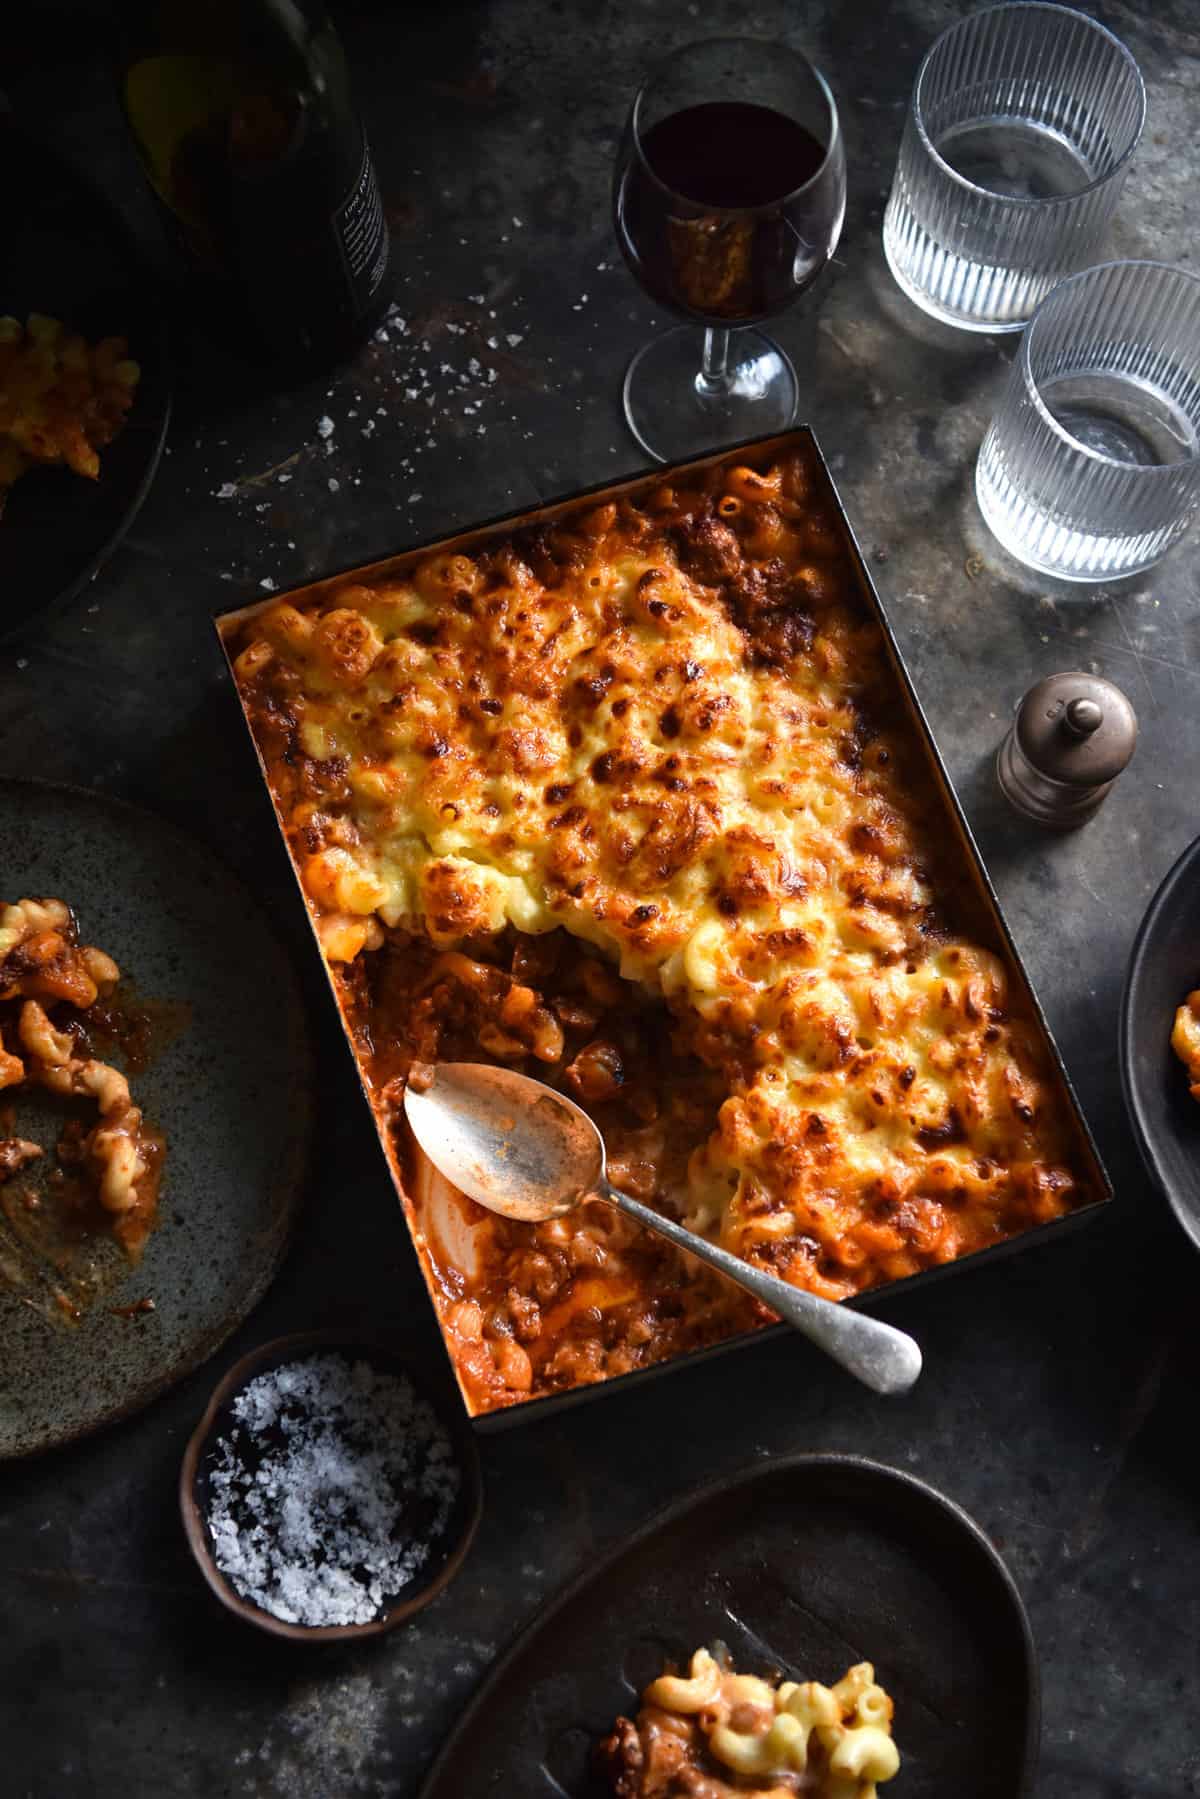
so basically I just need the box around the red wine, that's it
[641,102,826,208]
[615,101,836,323]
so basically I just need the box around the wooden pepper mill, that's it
[996,671,1138,827]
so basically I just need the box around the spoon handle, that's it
[602,1180,922,1396]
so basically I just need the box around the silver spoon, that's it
[403,1061,922,1397]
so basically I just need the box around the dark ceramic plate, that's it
[0,123,172,643]
[418,1455,1039,1798]
[0,778,312,1458]
[1121,831,1200,1254]
[180,1331,483,1641]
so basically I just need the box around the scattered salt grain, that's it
[316,415,335,440]
[216,481,238,500]
[259,578,277,591]
[506,333,523,348]
[328,477,340,493]
[204,1353,461,1629]
[409,492,423,503]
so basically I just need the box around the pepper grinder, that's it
[996,671,1138,828]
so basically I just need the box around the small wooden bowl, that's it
[179,1329,483,1642]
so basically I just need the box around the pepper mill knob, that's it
[997,671,1137,828]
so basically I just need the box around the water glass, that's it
[975,261,1200,581]
[883,3,1145,333]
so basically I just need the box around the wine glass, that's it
[613,37,846,463]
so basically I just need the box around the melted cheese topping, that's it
[228,448,1091,1301]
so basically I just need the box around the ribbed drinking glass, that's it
[975,261,1200,581]
[883,3,1145,333]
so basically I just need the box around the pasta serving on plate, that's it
[0,898,164,1259]
[1171,989,1200,1101]
[598,1646,901,1797]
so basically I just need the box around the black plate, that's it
[418,1455,1039,1798]
[0,123,172,642]
[1120,831,1200,1254]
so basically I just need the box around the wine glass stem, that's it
[696,326,733,399]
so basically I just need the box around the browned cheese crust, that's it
[226,444,1095,1411]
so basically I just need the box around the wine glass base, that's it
[622,326,799,463]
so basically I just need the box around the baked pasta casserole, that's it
[224,441,1098,1412]
[598,1647,900,1797]
[0,898,164,1259]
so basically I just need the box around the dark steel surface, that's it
[418,1456,1039,1798]
[2,3,1199,1795]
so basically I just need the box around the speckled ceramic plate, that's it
[419,1456,1039,1798]
[0,778,312,1458]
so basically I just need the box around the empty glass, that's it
[883,3,1145,333]
[975,261,1200,581]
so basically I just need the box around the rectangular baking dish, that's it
[216,427,1112,1428]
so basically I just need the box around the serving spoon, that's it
[403,1062,922,1397]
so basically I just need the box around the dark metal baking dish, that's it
[216,426,1112,1427]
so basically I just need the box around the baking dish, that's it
[217,427,1111,1427]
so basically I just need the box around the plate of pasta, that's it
[1121,830,1200,1258]
[417,1455,1039,1798]
[0,778,311,1458]
[0,122,171,644]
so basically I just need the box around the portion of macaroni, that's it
[0,314,140,517]
[226,442,1096,1411]
[0,898,165,1257]
[598,1647,900,1798]
[1171,990,1200,1101]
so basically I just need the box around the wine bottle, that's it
[116,0,390,365]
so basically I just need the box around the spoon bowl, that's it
[404,1062,923,1397]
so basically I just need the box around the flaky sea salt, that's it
[203,1353,461,1628]
[316,415,335,440]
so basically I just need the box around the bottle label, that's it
[334,129,388,314]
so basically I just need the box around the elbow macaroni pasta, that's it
[225,443,1097,1411]
[1171,989,1200,1100]
[0,897,165,1256]
[601,1647,900,1798]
